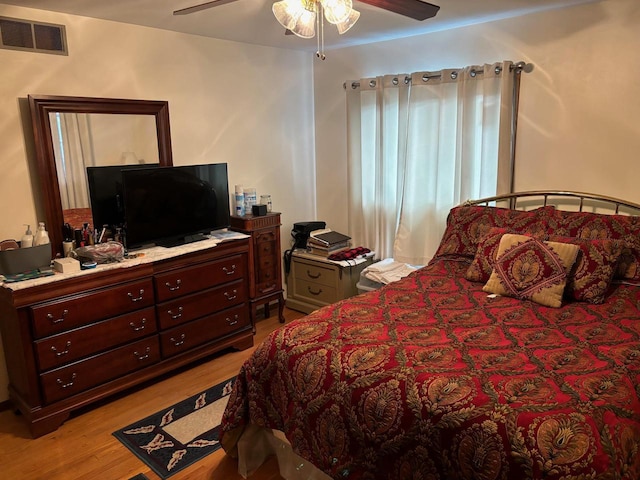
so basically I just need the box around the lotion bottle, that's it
[33,222,50,246]
[21,224,34,248]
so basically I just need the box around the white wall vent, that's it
[0,16,67,55]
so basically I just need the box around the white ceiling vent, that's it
[0,16,67,55]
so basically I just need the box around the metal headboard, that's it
[464,190,640,215]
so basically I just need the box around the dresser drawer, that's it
[293,259,337,288]
[293,279,338,305]
[255,231,277,254]
[34,306,157,372]
[30,278,155,339]
[155,254,246,302]
[40,337,160,403]
[156,279,247,329]
[160,304,249,358]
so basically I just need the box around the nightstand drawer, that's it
[293,259,337,288]
[293,279,338,305]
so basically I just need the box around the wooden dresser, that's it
[230,213,284,325]
[0,239,253,437]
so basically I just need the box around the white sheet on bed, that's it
[236,424,331,480]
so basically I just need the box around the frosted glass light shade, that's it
[336,8,359,34]
[272,0,304,30]
[291,8,316,38]
[321,0,352,24]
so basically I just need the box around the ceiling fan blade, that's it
[173,0,240,16]
[358,0,440,21]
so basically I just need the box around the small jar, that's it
[260,194,272,212]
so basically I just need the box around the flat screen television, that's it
[86,164,160,231]
[122,163,230,249]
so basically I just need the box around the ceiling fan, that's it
[173,0,440,22]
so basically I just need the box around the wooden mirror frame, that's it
[28,95,173,258]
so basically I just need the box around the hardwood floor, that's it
[0,307,305,480]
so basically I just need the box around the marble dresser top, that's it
[0,231,249,292]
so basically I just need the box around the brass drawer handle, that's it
[129,318,147,331]
[165,279,182,291]
[223,265,237,275]
[308,286,323,296]
[56,373,77,389]
[306,270,321,279]
[47,309,68,324]
[171,334,186,347]
[128,289,145,302]
[224,290,238,301]
[134,346,151,361]
[226,314,239,327]
[168,307,183,320]
[51,341,71,357]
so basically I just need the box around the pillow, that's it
[483,234,580,308]
[466,227,546,283]
[466,227,509,282]
[545,209,640,281]
[547,236,624,304]
[434,205,553,259]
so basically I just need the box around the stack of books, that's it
[307,230,351,258]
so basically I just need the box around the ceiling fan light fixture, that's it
[290,8,317,38]
[320,0,352,25]
[336,8,359,34]
[272,0,304,30]
[272,0,362,58]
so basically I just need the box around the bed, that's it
[220,191,640,480]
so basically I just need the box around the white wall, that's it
[313,0,640,234]
[0,5,317,403]
[2,0,639,405]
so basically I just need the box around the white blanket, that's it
[363,258,420,285]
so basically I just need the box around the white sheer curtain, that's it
[51,112,96,210]
[346,61,518,265]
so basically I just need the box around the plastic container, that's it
[21,225,33,248]
[244,187,257,212]
[33,222,50,246]
[356,272,384,294]
[235,185,245,216]
[0,244,52,275]
[356,281,378,294]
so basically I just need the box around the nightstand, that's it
[286,250,374,314]
[230,213,285,326]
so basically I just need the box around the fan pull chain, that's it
[316,4,326,60]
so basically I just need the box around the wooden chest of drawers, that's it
[0,239,253,437]
[285,250,373,314]
[230,213,284,325]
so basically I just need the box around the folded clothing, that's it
[328,246,371,261]
[362,258,420,284]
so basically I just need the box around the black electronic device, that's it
[283,220,327,275]
[122,163,230,249]
[87,164,160,231]
[292,221,326,250]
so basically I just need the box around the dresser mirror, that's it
[28,95,173,257]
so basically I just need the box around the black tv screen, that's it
[87,164,160,230]
[122,163,230,248]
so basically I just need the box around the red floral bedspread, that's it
[221,258,640,479]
